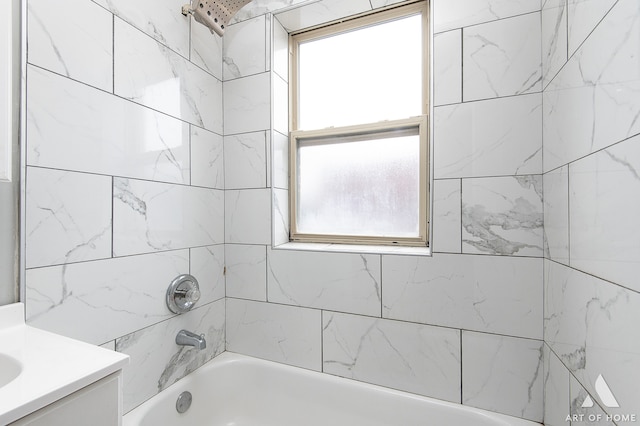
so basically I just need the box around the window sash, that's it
[290,1,430,130]
[288,1,430,247]
[289,116,429,246]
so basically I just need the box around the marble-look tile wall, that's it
[24,0,225,413]
[542,0,640,423]
[223,0,545,422]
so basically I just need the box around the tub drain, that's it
[176,391,193,414]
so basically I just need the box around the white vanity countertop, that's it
[0,303,129,425]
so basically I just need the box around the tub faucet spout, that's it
[176,329,207,350]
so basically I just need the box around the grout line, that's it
[27,63,224,137]
[224,297,547,341]
[320,310,324,371]
[546,257,640,296]
[460,330,463,404]
[264,245,269,301]
[379,254,383,318]
[25,243,224,272]
[112,14,115,94]
[459,178,463,254]
[111,176,115,258]
[566,164,571,267]
[459,28,464,103]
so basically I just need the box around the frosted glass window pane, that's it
[296,132,420,237]
[298,14,423,130]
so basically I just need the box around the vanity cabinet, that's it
[10,372,122,426]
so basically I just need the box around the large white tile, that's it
[26,250,189,345]
[94,0,191,58]
[27,66,190,184]
[542,0,568,88]
[28,0,113,91]
[113,178,224,256]
[543,84,640,172]
[114,19,223,134]
[433,30,462,106]
[223,72,271,135]
[544,345,571,426]
[117,300,225,412]
[274,0,372,33]
[543,166,569,264]
[567,0,617,57]
[226,298,321,370]
[431,179,461,253]
[433,0,541,33]
[544,260,640,419]
[190,245,225,304]
[434,94,542,178]
[225,189,271,244]
[552,0,640,93]
[543,0,640,171]
[462,176,544,257]
[225,244,267,301]
[272,131,289,190]
[323,312,461,403]
[569,136,640,292]
[191,126,224,189]
[273,17,289,82]
[191,17,223,80]
[383,254,543,339]
[267,248,381,316]
[463,13,542,102]
[224,131,267,189]
[462,331,544,422]
[273,74,288,136]
[26,168,112,268]
[223,15,267,80]
[272,188,290,246]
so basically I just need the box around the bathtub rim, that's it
[123,351,541,426]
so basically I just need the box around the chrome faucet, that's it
[176,330,207,350]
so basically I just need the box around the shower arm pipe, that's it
[182,0,252,37]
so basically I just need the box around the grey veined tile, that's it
[463,12,542,102]
[382,253,542,339]
[323,312,461,403]
[462,331,544,423]
[462,175,544,257]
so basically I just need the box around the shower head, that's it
[182,0,252,37]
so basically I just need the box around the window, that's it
[289,1,429,246]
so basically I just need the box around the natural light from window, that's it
[290,2,429,246]
[298,14,422,130]
[296,129,421,237]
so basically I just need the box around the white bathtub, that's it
[124,352,540,426]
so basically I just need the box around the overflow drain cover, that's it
[176,391,193,413]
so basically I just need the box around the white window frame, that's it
[289,1,430,247]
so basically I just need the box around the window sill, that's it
[273,241,432,257]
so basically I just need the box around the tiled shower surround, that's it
[21,0,639,424]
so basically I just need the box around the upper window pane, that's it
[297,13,423,130]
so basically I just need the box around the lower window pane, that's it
[296,132,420,238]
